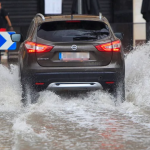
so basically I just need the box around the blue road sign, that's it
[0,32,17,50]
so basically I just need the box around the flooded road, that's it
[0,43,150,150]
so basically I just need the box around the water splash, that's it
[0,42,150,147]
[123,42,150,113]
[0,64,22,111]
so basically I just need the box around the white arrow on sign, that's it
[0,32,16,50]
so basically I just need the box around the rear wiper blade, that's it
[73,36,97,41]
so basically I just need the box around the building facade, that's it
[0,0,134,26]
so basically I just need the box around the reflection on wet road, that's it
[0,43,150,150]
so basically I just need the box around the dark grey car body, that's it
[18,14,125,103]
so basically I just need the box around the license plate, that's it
[59,52,89,61]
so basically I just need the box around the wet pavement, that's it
[0,43,150,150]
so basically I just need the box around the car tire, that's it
[113,79,125,103]
[21,76,39,105]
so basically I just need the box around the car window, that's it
[37,21,110,42]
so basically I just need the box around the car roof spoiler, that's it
[34,13,108,23]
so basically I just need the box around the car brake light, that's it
[95,40,121,52]
[25,41,53,53]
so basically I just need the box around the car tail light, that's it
[112,40,121,52]
[25,41,53,53]
[95,40,121,52]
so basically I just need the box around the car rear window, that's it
[37,21,110,42]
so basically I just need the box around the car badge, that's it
[71,45,78,51]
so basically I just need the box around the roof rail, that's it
[36,13,45,21]
[103,17,109,23]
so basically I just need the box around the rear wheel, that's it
[113,80,125,103]
[21,76,39,105]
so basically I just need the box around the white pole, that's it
[78,0,82,14]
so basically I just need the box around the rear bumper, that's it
[29,71,123,91]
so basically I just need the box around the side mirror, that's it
[114,33,124,40]
[11,34,24,42]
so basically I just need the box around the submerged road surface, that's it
[0,43,150,150]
